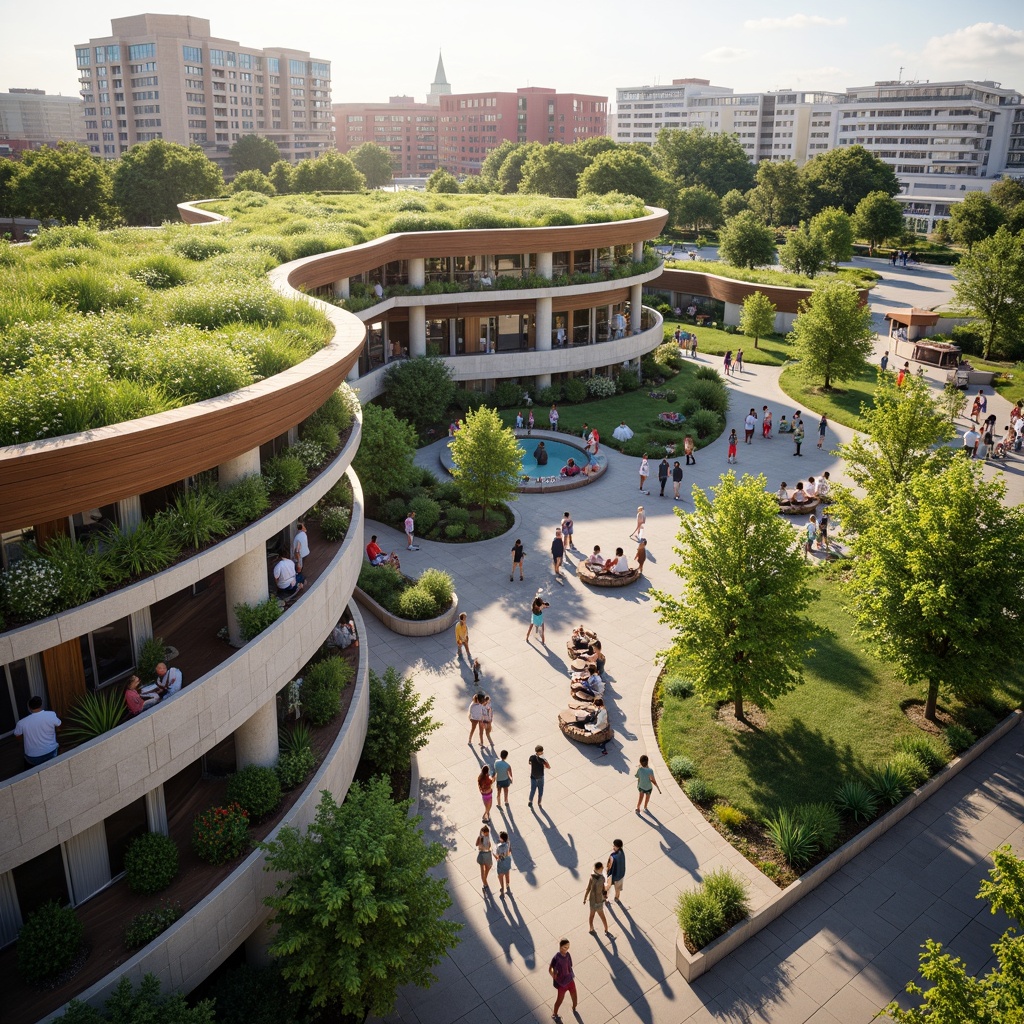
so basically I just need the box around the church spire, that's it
[433,51,449,87]
[428,51,451,105]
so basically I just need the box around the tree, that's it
[578,149,673,209]
[675,184,722,233]
[495,142,542,194]
[231,169,275,195]
[884,845,1024,1023]
[717,210,776,269]
[853,190,905,253]
[846,458,1024,721]
[810,207,854,267]
[268,160,294,195]
[230,134,281,175]
[0,159,23,219]
[15,142,113,224]
[59,974,215,1023]
[739,291,776,350]
[382,355,456,432]
[113,140,223,226]
[449,406,523,518]
[364,666,441,779]
[653,472,815,721]
[789,280,873,390]
[349,142,395,188]
[292,151,365,193]
[778,221,828,277]
[802,144,900,214]
[949,191,1004,252]
[652,126,756,196]
[952,226,1024,359]
[425,168,459,194]
[747,159,806,226]
[261,781,461,1019]
[519,143,587,198]
[479,139,520,190]
[720,188,748,220]
[989,177,1024,219]
[352,403,418,503]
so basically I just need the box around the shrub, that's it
[301,656,353,727]
[2,557,62,620]
[63,690,128,745]
[105,518,180,578]
[18,901,84,985]
[263,453,307,495]
[889,751,930,789]
[234,598,284,643]
[136,635,167,683]
[288,439,329,472]
[306,388,355,435]
[616,369,641,392]
[686,777,715,803]
[172,235,229,261]
[492,380,524,408]
[221,474,271,527]
[276,748,317,790]
[693,366,724,383]
[562,378,588,403]
[655,342,684,373]
[945,723,976,754]
[584,376,617,398]
[192,803,250,865]
[765,808,817,867]
[669,755,696,780]
[226,765,282,820]
[42,535,115,610]
[280,720,312,756]
[447,506,470,527]
[124,902,183,951]
[894,735,949,774]
[714,805,747,830]
[688,378,728,415]
[409,496,442,533]
[398,584,440,620]
[364,666,441,777]
[444,524,464,539]
[319,505,350,543]
[676,869,750,950]
[322,475,354,507]
[381,496,409,525]
[664,677,694,699]
[418,568,454,608]
[533,384,562,406]
[301,421,341,452]
[433,481,462,504]
[834,778,879,823]
[867,763,909,807]
[795,802,841,852]
[688,408,723,440]
[124,832,179,895]
[164,488,230,550]
[465,524,481,541]
[358,562,404,609]
[956,706,998,737]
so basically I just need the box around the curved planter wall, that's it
[0,472,366,875]
[353,587,459,637]
[0,411,361,666]
[42,604,372,1021]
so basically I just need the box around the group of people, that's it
[672,326,698,358]
[125,662,183,716]
[890,249,915,267]
[775,473,832,505]
[722,349,744,376]
[273,522,312,600]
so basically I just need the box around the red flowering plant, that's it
[191,802,251,865]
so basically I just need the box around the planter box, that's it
[353,586,459,637]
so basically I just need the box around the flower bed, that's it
[354,563,458,636]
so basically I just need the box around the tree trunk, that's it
[734,690,744,721]
[925,680,939,721]
[754,335,759,349]
[984,326,995,360]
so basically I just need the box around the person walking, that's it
[584,863,611,934]
[638,455,650,494]
[527,409,535,434]
[528,745,550,809]
[762,405,772,439]
[606,840,626,902]
[495,831,513,896]
[635,538,647,576]
[510,538,525,582]
[549,939,577,1023]
[494,749,513,807]
[404,511,419,551]
[527,594,549,644]
[804,515,818,557]
[635,754,662,812]
[690,334,698,359]
[475,825,493,890]
[468,693,486,746]
[723,350,732,375]
[629,505,646,542]
[671,460,683,500]
[481,693,494,747]
[456,612,472,663]
[880,351,889,371]
[478,764,494,822]
[683,434,695,465]
[744,408,757,444]
[561,511,575,551]
[792,419,805,457]
[551,528,565,578]
[727,428,738,464]
[816,414,828,450]
[14,696,61,767]
[549,403,559,430]
[292,521,310,574]
[657,457,670,497]
[818,510,830,552]
[735,348,744,373]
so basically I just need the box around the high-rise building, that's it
[0,89,88,158]
[335,95,439,178]
[74,14,334,167]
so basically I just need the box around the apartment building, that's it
[0,89,87,157]
[74,14,334,167]
[335,96,439,177]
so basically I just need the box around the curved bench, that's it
[778,497,821,516]
[558,708,614,745]
[578,562,642,587]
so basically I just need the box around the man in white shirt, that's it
[963,427,980,458]
[274,552,304,596]
[744,409,757,444]
[292,522,310,573]
[155,663,183,698]
[14,696,61,767]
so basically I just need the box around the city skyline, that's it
[2,1,1021,110]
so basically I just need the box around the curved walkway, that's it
[365,258,1022,1024]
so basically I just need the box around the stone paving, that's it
[364,258,1023,1023]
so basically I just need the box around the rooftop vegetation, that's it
[665,258,878,290]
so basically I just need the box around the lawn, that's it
[663,318,792,367]
[964,355,1024,406]
[657,572,1024,821]
[663,260,879,290]
[778,362,879,429]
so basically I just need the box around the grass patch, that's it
[665,260,878,290]
[656,573,1023,821]
[778,362,879,430]
[961,356,1024,407]
[664,318,792,367]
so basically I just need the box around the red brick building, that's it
[334,96,439,178]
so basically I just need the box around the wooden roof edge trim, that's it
[176,198,230,224]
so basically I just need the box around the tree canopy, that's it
[261,781,461,1019]
[352,403,418,503]
[653,472,816,720]
[652,126,756,197]
[349,142,396,188]
[778,220,828,278]
[747,159,806,226]
[948,191,1004,252]
[718,210,777,269]
[809,206,855,267]
[229,134,281,175]
[739,291,777,350]
[479,139,520,189]
[231,169,275,195]
[952,226,1024,360]
[425,168,460,193]
[449,406,523,516]
[853,190,905,252]
[113,140,223,226]
[382,355,456,432]
[364,666,441,779]
[268,160,294,195]
[292,151,365,193]
[578,148,672,209]
[789,280,874,390]
[58,974,214,1023]
[15,142,113,224]
[676,184,722,232]
[802,144,900,214]
[519,143,587,198]
[495,142,542,194]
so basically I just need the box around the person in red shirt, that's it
[365,535,400,569]
[125,675,158,716]
[549,939,577,1022]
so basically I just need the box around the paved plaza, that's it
[366,259,1024,1024]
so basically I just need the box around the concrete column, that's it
[219,447,261,489]
[245,917,277,967]
[235,699,279,769]
[409,257,425,288]
[633,241,644,263]
[409,306,426,357]
[535,373,552,390]
[224,547,269,648]
[724,301,741,328]
[145,785,168,836]
[536,251,553,279]
[535,296,552,352]
[332,277,350,300]
[630,283,643,333]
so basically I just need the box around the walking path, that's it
[366,259,1023,1023]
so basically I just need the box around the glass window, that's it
[182,45,202,63]
[127,43,155,61]
[210,49,225,66]
[76,48,91,67]
[13,845,69,919]
[0,659,32,737]
[2,527,33,570]
[105,798,148,876]
[289,59,307,76]
[80,617,134,692]
[267,57,279,73]
[311,61,330,78]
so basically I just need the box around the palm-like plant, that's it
[63,689,127,745]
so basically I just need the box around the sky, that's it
[1,0,1022,106]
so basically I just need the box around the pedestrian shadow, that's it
[606,902,673,997]
[590,931,656,1023]
[416,776,458,851]
[536,806,580,878]
[641,815,700,875]
[483,888,537,969]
